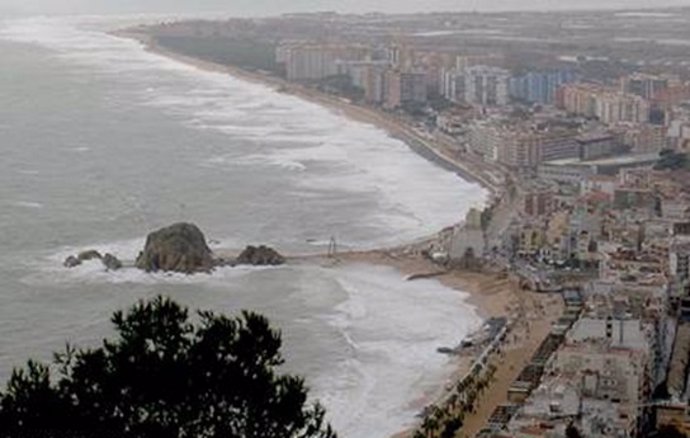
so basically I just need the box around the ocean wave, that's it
[26,261,275,286]
[203,153,308,172]
[11,201,44,209]
[314,264,482,437]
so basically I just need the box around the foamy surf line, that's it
[0,16,488,251]
[24,236,267,286]
[313,264,482,437]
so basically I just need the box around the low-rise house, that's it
[660,195,690,221]
[582,175,618,197]
[670,240,690,283]
[506,378,580,437]
[601,248,664,282]
[523,188,556,217]
[613,187,657,213]
[545,211,570,261]
[548,318,652,437]
[518,222,547,257]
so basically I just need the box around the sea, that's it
[0,16,487,437]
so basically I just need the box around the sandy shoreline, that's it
[110,29,556,438]
[312,249,562,438]
[112,30,501,195]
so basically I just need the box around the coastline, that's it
[109,29,552,438]
[113,29,504,257]
[112,29,501,196]
[308,249,562,438]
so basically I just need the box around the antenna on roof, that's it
[328,236,337,258]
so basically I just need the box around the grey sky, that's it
[0,0,686,16]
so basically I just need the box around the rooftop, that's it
[567,318,647,350]
[545,153,659,167]
[521,377,581,418]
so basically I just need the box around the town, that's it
[130,8,690,438]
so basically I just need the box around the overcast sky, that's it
[0,0,686,16]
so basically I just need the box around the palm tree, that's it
[467,388,477,404]
[427,416,439,437]
[477,377,488,394]
[448,394,458,410]
[421,417,434,438]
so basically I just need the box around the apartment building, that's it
[465,65,510,106]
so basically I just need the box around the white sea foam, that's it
[27,261,273,287]
[46,237,146,264]
[16,169,41,175]
[69,146,91,153]
[26,237,275,286]
[204,153,308,172]
[314,264,482,437]
[11,201,44,209]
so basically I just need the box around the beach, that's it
[114,29,502,195]
[109,28,563,438]
[330,249,563,438]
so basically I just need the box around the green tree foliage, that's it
[565,423,582,438]
[653,425,686,438]
[480,207,494,232]
[439,418,462,438]
[655,149,690,171]
[0,296,336,438]
[156,36,278,72]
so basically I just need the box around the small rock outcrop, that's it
[136,223,214,274]
[102,253,123,271]
[64,255,81,268]
[78,250,102,261]
[64,249,102,268]
[236,245,285,266]
[64,250,122,271]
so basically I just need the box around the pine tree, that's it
[0,296,336,438]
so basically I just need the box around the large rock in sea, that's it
[236,245,286,266]
[136,223,214,274]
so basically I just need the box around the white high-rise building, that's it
[281,44,370,81]
[464,65,510,106]
[441,68,466,103]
